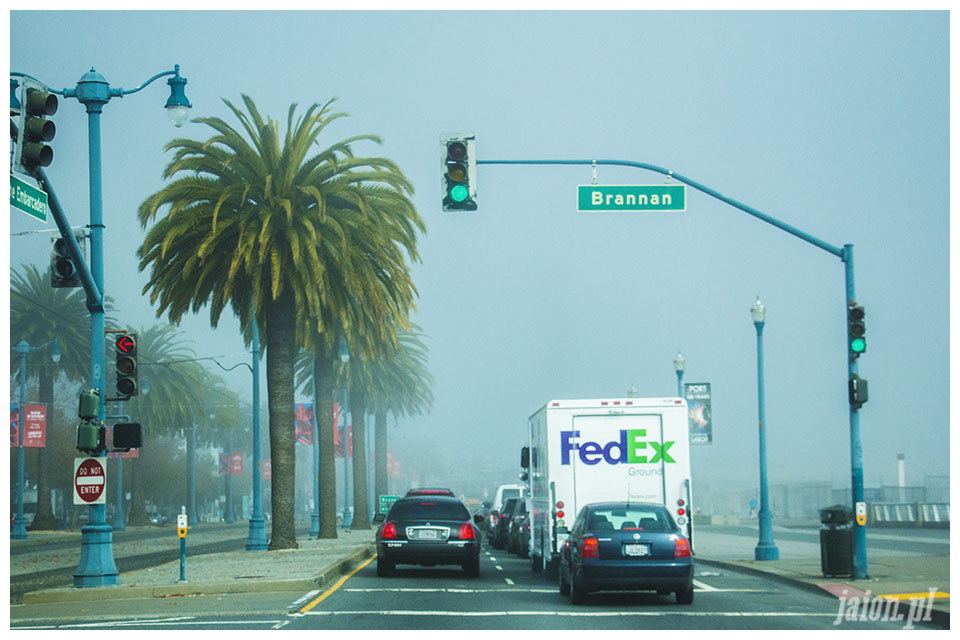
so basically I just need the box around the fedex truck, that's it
[523,398,693,576]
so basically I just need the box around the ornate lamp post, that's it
[673,352,686,398]
[751,297,779,561]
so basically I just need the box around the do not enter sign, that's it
[74,457,107,505]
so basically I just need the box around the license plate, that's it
[419,529,438,539]
[624,543,650,557]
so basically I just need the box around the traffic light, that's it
[115,334,138,399]
[50,237,81,288]
[441,133,477,211]
[112,423,142,451]
[849,374,869,411]
[76,422,105,455]
[847,302,866,359]
[14,78,57,174]
[78,389,100,420]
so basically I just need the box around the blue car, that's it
[558,502,694,604]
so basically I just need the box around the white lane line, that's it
[289,589,321,609]
[505,578,515,585]
[495,565,504,571]
[693,579,718,591]
[302,610,839,618]
[488,557,497,562]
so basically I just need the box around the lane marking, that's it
[16,618,283,628]
[288,589,321,609]
[878,592,950,600]
[693,579,718,591]
[505,578,515,585]
[495,565,503,571]
[302,610,840,618]
[344,587,556,593]
[299,554,376,614]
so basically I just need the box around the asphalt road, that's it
[11,538,937,631]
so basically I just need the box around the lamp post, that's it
[225,428,235,524]
[751,297,779,561]
[673,352,685,398]
[339,338,352,528]
[247,305,268,550]
[11,63,191,586]
[11,339,60,540]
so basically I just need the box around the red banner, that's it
[387,450,403,479]
[10,405,46,447]
[261,459,271,480]
[295,403,314,445]
[231,452,243,475]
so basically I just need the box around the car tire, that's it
[462,553,480,578]
[569,572,587,605]
[558,562,570,596]
[675,583,694,605]
[376,555,394,577]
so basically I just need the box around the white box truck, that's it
[523,397,693,576]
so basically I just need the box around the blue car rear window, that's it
[588,507,672,531]
[390,500,470,520]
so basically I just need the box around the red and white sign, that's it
[231,452,243,475]
[261,459,271,480]
[73,457,107,505]
[9,405,46,447]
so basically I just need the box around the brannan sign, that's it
[578,184,686,212]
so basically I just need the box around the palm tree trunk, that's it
[374,410,388,503]
[313,349,338,539]
[266,288,299,550]
[350,388,370,530]
[30,371,58,530]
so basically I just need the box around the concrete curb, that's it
[697,557,950,630]
[21,544,376,605]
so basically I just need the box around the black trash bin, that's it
[819,505,853,577]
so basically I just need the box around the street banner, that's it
[230,452,243,475]
[684,383,713,445]
[10,406,20,447]
[219,453,230,475]
[387,450,403,479]
[23,405,46,447]
[295,402,314,445]
[335,424,353,459]
[261,459,271,480]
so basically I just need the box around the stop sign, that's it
[73,457,107,505]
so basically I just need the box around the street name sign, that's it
[74,457,107,505]
[10,174,48,222]
[379,494,401,514]
[578,184,686,212]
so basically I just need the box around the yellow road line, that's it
[300,554,376,613]
[878,592,950,600]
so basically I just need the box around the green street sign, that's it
[578,184,686,212]
[378,494,400,514]
[10,174,48,222]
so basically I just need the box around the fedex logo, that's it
[560,430,675,466]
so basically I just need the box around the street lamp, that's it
[339,338,352,528]
[11,339,60,540]
[751,297,779,561]
[12,63,192,587]
[673,352,685,398]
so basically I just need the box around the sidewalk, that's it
[17,525,376,604]
[692,523,950,628]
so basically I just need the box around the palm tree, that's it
[10,264,96,530]
[137,96,424,548]
[364,326,434,500]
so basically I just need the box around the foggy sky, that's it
[7,10,951,502]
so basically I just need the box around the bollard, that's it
[177,505,188,582]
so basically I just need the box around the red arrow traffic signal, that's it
[116,335,136,354]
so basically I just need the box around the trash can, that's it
[819,505,854,577]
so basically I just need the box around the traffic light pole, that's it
[477,157,868,579]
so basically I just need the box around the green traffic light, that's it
[851,337,866,353]
[449,184,469,202]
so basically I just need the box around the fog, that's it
[8,11,950,512]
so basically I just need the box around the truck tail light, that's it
[582,538,599,558]
[382,521,398,539]
[674,537,691,558]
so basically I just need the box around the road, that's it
[12,536,936,630]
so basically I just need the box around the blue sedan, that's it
[558,502,694,604]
